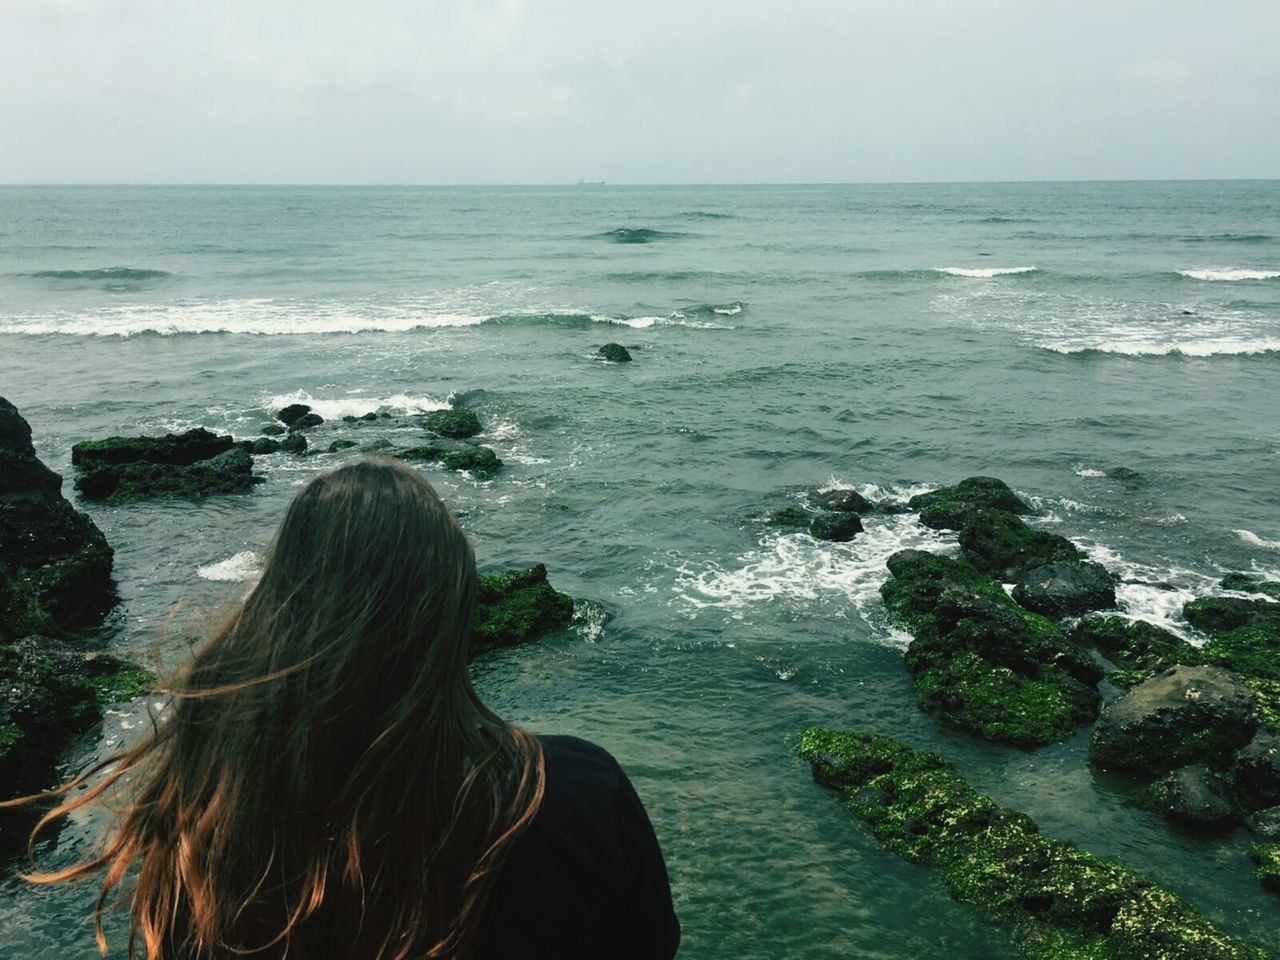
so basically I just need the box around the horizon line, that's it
[1,176,1277,188]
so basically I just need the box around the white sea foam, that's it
[264,390,450,419]
[595,312,734,330]
[672,513,955,647]
[1074,467,1107,478]
[1078,542,1214,643]
[712,303,743,316]
[197,551,260,583]
[0,299,489,337]
[1236,529,1280,550]
[935,266,1037,278]
[1178,268,1280,282]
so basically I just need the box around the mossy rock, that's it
[959,508,1083,580]
[1252,843,1280,892]
[75,447,262,502]
[881,550,1101,747]
[909,477,1030,531]
[796,728,1273,959]
[71,427,233,467]
[1072,616,1197,676]
[1221,574,1280,602]
[1242,678,1280,733]
[1184,597,1280,636]
[422,409,483,439]
[471,564,575,654]
[441,446,502,477]
[766,506,810,529]
[328,440,358,453]
[598,343,632,362]
[809,512,863,542]
[816,488,874,514]
[1202,626,1280,683]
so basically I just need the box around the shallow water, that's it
[2,182,1279,955]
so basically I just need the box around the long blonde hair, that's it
[4,459,545,959]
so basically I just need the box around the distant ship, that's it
[576,180,606,186]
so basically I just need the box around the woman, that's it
[5,459,680,959]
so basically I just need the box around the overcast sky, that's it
[1,0,1276,184]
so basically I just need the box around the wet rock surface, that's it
[1011,559,1117,619]
[471,564,575,654]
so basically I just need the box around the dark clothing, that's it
[475,736,680,959]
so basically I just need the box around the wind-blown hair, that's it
[4,458,545,959]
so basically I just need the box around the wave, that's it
[264,390,450,420]
[1044,341,1280,358]
[973,216,1040,224]
[25,266,172,281]
[677,211,735,220]
[1179,234,1275,244]
[596,228,687,244]
[934,266,1037,278]
[1178,268,1280,281]
[1236,529,1280,550]
[197,551,260,583]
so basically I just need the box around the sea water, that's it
[2,182,1279,955]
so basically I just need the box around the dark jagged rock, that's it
[1221,574,1280,601]
[422,408,482,439]
[1011,560,1116,619]
[280,432,307,455]
[75,445,261,502]
[1090,665,1259,776]
[1071,616,1193,677]
[1231,733,1280,811]
[958,508,1083,581]
[72,427,233,467]
[1149,765,1238,826]
[809,512,863,542]
[766,506,810,529]
[816,488,873,514]
[597,343,632,363]
[795,728,1271,960]
[471,564,575,655]
[880,550,1101,747]
[328,440,358,452]
[276,403,312,425]
[1252,843,1280,892]
[0,398,154,797]
[261,424,286,436]
[397,443,503,479]
[288,413,324,431]
[908,476,1029,530]
[1184,596,1280,635]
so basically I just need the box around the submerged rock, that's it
[261,423,286,436]
[1221,573,1280,601]
[958,508,1082,580]
[471,564,575,655]
[808,512,863,542]
[908,476,1029,530]
[816,488,873,514]
[1105,466,1146,489]
[795,728,1271,959]
[422,408,483,439]
[74,433,261,502]
[1011,559,1116,619]
[880,549,1101,747]
[1149,765,1238,826]
[1090,665,1259,776]
[766,506,810,529]
[597,343,632,363]
[328,440,358,452]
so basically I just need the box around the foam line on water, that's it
[264,390,450,419]
[934,266,1037,278]
[1178,268,1280,281]
[197,551,260,583]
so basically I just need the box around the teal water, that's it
[2,182,1279,956]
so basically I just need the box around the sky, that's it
[1,0,1277,184]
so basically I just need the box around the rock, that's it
[288,413,324,431]
[72,427,233,467]
[261,424,286,436]
[817,488,873,514]
[328,440,358,452]
[908,476,1029,530]
[397,443,503,479]
[280,432,307,455]
[342,415,358,423]
[1105,466,1146,489]
[1149,765,1238,826]
[1231,733,1280,811]
[1011,560,1116,619]
[795,728,1269,959]
[276,403,312,425]
[597,343,632,362]
[1252,843,1280,891]
[1089,665,1259,776]
[881,549,1101,747]
[1221,573,1280,601]
[471,564,575,654]
[1184,596,1280,635]
[249,438,280,455]
[1071,616,1193,676]
[1246,806,1280,840]
[809,512,863,542]
[958,508,1082,580]
[766,506,810,529]
[422,408,482,439]
[74,438,261,502]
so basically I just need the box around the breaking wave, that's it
[1177,268,1280,281]
[934,266,1038,278]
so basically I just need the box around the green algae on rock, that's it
[881,549,1101,747]
[958,508,1083,581]
[766,506,810,529]
[471,564,575,655]
[421,408,483,439]
[72,428,262,502]
[397,443,503,478]
[1252,843,1280,892]
[908,476,1030,531]
[1071,616,1194,678]
[795,728,1273,960]
[808,511,863,542]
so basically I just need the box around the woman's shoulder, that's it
[534,734,632,806]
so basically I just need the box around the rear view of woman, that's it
[5,459,680,959]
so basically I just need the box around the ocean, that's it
[2,181,1279,955]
